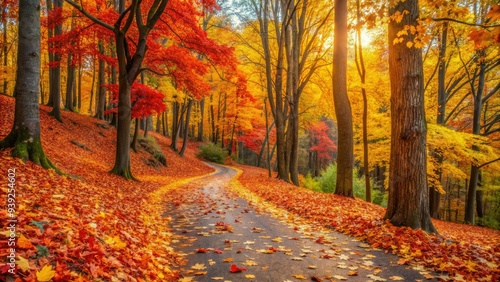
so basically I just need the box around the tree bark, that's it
[429,22,449,219]
[384,0,436,233]
[47,0,63,122]
[180,99,193,157]
[95,40,106,120]
[0,0,59,172]
[355,0,371,202]
[333,0,354,197]
[464,50,486,225]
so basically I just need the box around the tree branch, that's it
[64,0,114,31]
[478,157,500,168]
[432,17,500,28]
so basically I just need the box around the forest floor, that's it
[0,94,499,281]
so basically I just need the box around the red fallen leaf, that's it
[316,237,324,244]
[268,247,279,252]
[197,248,209,253]
[321,254,334,259]
[311,276,322,281]
[236,248,243,253]
[230,264,246,273]
[214,249,223,254]
[234,219,241,223]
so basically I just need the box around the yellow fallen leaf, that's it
[333,275,348,280]
[195,271,207,276]
[191,263,206,270]
[223,258,234,263]
[307,265,317,269]
[18,234,34,249]
[105,236,127,249]
[36,265,56,282]
[389,276,404,281]
[293,274,306,280]
[245,274,255,279]
[16,256,30,271]
[211,278,224,280]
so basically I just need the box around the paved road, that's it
[164,164,436,282]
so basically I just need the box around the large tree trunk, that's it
[333,0,353,197]
[109,29,135,180]
[0,0,58,172]
[384,0,436,233]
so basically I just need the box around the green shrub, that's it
[302,173,322,192]
[197,142,227,164]
[304,163,388,207]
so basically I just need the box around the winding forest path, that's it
[163,163,436,282]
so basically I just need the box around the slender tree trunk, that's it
[2,7,8,95]
[0,0,58,172]
[180,99,193,157]
[464,50,486,225]
[430,21,449,219]
[355,0,371,202]
[95,40,106,120]
[198,98,205,141]
[131,118,140,152]
[333,0,353,196]
[384,0,436,233]
[47,0,62,122]
[88,53,96,114]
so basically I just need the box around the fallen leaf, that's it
[191,263,206,270]
[223,258,234,263]
[16,256,30,272]
[195,271,207,276]
[36,265,56,282]
[348,270,358,276]
[333,275,347,280]
[211,277,224,280]
[389,276,404,281]
[230,264,246,273]
[292,274,307,280]
[18,234,34,249]
[245,274,255,278]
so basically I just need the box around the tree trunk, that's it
[198,98,205,141]
[88,54,96,114]
[95,40,106,120]
[0,0,58,172]
[180,99,193,157]
[384,0,436,233]
[2,6,8,95]
[131,118,140,152]
[47,0,63,122]
[464,51,486,225]
[333,0,353,197]
[430,21,449,219]
[355,0,371,202]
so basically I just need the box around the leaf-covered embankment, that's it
[234,164,500,281]
[0,95,213,281]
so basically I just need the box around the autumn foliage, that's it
[0,96,213,281]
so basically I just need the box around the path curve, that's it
[163,163,436,282]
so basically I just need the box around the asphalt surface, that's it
[163,163,437,282]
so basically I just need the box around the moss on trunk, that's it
[109,164,138,181]
[1,128,61,174]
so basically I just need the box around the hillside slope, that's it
[0,95,213,281]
